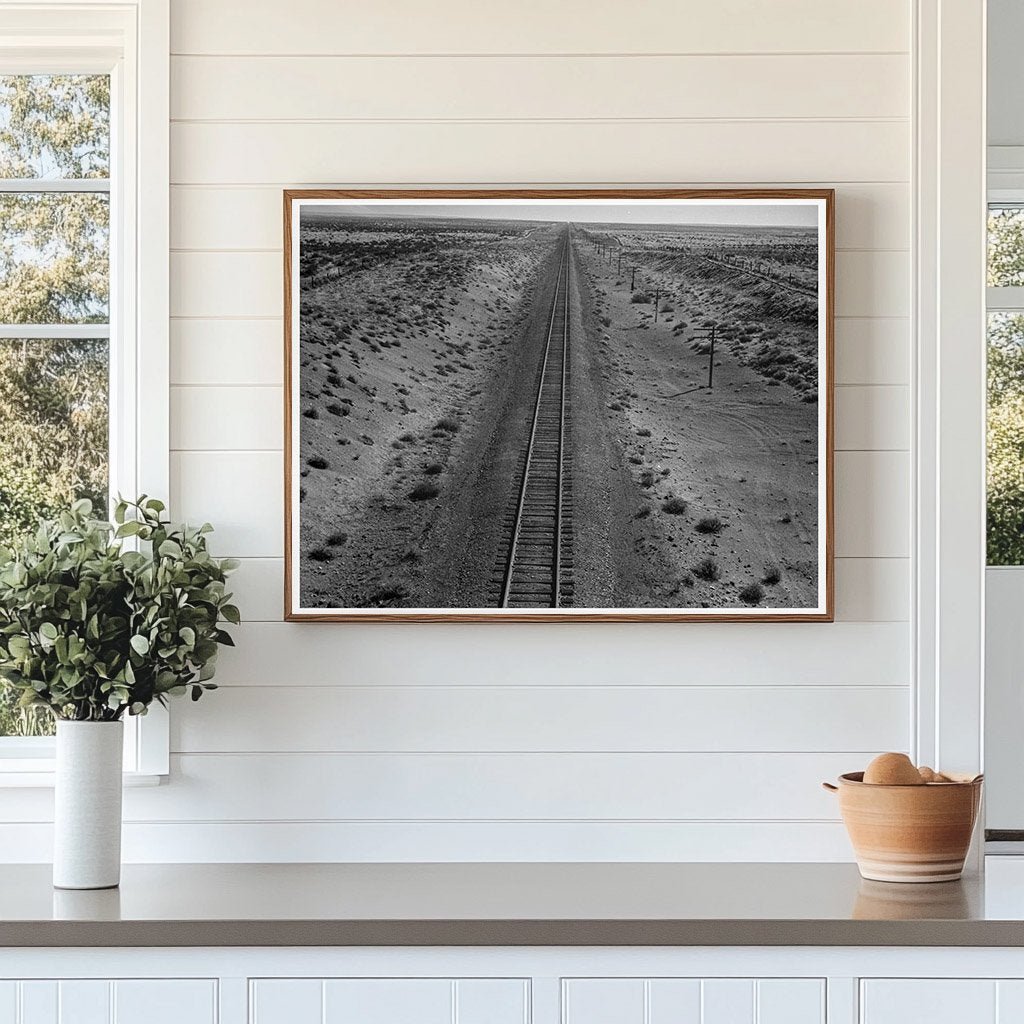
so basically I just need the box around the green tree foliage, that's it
[0,76,110,735]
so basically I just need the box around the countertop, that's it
[5,861,1024,947]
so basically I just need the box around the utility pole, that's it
[653,287,660,322]
[617,252,623,274]
[631,267,636,290]
[707,324,716,388]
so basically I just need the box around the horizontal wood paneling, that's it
[171,54,908,121]
[834,386,909,451]
[171,384,904,453]
[168,314,910,388]
[0,820,855,862]
[171,385,281,450]
[113,752,861,821]
[170,0,910,56]
[171,685,908,754]
[171,249,907,319]
[210,622,909,687]
[170,121,909,186]
[170,319,282,386]
[171,449,905,559]
[833,318,909,385]
[170,451,281,556]
[170,183,909,251]
[224,556,909,624]
[834,452,910,558]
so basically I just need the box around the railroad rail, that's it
[492,231,575,608]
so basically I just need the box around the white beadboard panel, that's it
[834,558,909,622]
[834,318,909,385]
[170,121,909,186]
[170,319,282,386]
[227,556,909,624]
[171,54,908,122]
[59,980,109,1022]
[250,980,322,1024]
[860,981,996,1024]
[213,622,909,687]
[170,183,909,252]
[701,980,754,1023]
[457,981,530,1024]
[170,684,909,754]
[0,983,13,1024]
[19,983,56,1022]
[834,250,909,318]
[171,252,280,317]
[563,980,643,1024]
[170,0,910,56]
[169,248,907,321]
[0,819,856,862]
[835,385,910,451]
[114,981,218,1024]
[648,980,702,1023]
[834,452,910,558]
[119,752,863,821]
[171,385,282,451]
[323,980,451,1024]
[171,451,282,557]
[756,980,826,1024]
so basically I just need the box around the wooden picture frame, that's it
[284,189,834,622]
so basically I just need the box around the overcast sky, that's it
[301,200,820,229]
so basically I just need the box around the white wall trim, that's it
[0,0,171,778]
[914,0,987,775]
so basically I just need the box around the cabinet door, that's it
[861,980,1024,1024]
[0,980,216,1024]
[249,978,528,1024]
[562,978,825,1024]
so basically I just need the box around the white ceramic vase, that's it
[53,720,124,890]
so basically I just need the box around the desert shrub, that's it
[660,302,674,313]
[739,583,765,605]
[637,428,652,438]
[693,557,720,582]
[639,471,655,489]
[634,506,651,520]
[327,532,348,547]
[309,548,333,562]
[423,463,443,476]
[307,456,329,470]
[434,417,460,433]
[695,516,723,534]
[302,408,318,419]
[630,290,652,304]
[662,497,688,515]
[409,482,440,501]
[762,564,781,585]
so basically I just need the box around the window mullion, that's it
[0,178,110,193]
[0,324,111,339]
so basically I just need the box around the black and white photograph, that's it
[285,191,833,621]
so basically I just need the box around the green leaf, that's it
[220,604,241,625]
[39,622,58,641]
[130,634,150,656]
[158,539,183,559]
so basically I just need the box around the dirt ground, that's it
[297,216,821,611]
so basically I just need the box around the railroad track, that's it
[490,232,575,609]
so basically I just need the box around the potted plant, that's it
[0,496,239,889]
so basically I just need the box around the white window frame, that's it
[0,0,169,784]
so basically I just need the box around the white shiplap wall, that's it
[4,0,915,861]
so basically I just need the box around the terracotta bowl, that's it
[823,772,983,883]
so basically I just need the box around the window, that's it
[0,74,111,738]
[0,3,169,778]
[987,206,1024,565]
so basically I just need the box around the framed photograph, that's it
[284,189,834,621]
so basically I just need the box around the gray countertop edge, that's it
[4,919,1024,948]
